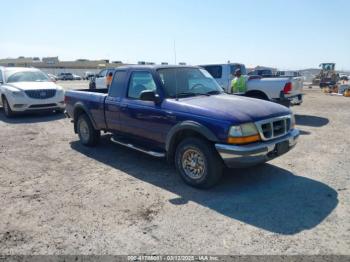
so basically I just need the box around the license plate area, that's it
[275,141,289,155]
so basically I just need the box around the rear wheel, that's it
[77,114,100,146]
[2,96,14,118]
[246,92,269,101]
[89,81,96,90]
[175,137,223,189]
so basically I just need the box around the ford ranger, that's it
[65,65,299,188]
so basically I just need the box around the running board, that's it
[111,137,165,158]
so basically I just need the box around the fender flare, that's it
[245,90,270,100]
[165,120,219,153]
[73,102,98,133]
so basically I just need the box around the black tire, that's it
[247,93,268,101]
[175,137,223,189]
[89,81,96,90]
[2,96,14,118]
[76,114,100,146]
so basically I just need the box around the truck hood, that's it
[4,82,61,91]
[167,93,291,124]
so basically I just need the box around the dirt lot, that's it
[0,83,349,255]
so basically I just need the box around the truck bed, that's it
[65,88,109,130]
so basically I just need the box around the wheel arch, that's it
[165,121,219,163]
[73,103,98,133]
[245,90,270,100]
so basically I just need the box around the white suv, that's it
[0,67,65,117]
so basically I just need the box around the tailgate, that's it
[285,77,303,97]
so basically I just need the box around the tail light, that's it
[283,82,292,94]
[64,95,68,104]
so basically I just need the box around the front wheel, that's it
[77,114,100,146]
[2,96,14,118]
[175,137,223,189]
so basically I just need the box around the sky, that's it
[1,0,350,70]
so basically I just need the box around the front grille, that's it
[256,115,292,141]
[25,89,56,99]
[29,103,57,108]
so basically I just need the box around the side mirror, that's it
[140,90,161,103]
[0,80,3,85]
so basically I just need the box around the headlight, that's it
[56,88,65,95]
[229,123,259,137]
[228,123,261,144]
[291,114,296,129]
[11,90,24,97]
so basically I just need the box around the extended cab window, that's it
[203,65,222,79]
[109,71,126,98]
[128,72,157,99]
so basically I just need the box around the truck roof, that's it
[115,65,200,70]
[199,63,245,66]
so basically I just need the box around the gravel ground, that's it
[0,83,349,255]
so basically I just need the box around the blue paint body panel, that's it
[65,66,291,150]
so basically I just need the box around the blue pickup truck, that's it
[65,65,299,188]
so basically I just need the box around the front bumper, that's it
[7,93,65,112]
[215,129,299,168]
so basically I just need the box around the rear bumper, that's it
[215,129,299,168]
[275,92,303,107]
[288,94,303,105]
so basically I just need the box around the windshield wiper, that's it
[172,92,210,98]
[206,90,222,95]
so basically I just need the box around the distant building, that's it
[42,56,59,65]
[0,57,35,67]
[138,61,155,65]
[0,56,125,69]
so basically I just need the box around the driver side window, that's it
[99,70,107,78]
[0,70,3,83]
[128,72,157,99]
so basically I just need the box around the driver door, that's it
[119,71,172,148]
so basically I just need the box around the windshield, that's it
[157,68,223,98]
[6,71,49,83]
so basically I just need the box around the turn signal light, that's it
[227,134,261,145]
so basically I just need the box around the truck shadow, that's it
[70,136,338,235]
[299,130,311,135]
[0,108,64,124]
[295,114,329,127]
